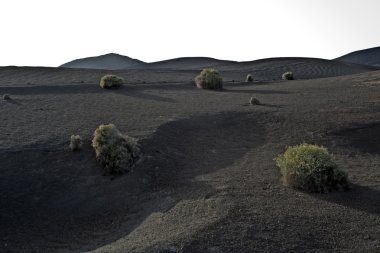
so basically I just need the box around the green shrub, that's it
[3,94,10,100]
[91,124,140,174]
[282,72,294,80]
[194,68,223,90]
[70,135,82,151]
[246,74,253,82]
[100,74,124,89]
[275,143,348,192]
[249,97,260,105]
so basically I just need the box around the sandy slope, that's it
[336,46,380,66]
[0,61,380,253]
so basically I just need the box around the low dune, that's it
[1,57,380,253]
[216,57,379,80]
[141,57,237,70]
[336,46,380,67]
[60,53,146,70]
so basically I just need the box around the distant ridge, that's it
[60,54,236,70]
[59,48,380,75]
[142,57,237,70]
[336,46,380,67]
[60,53,146,70]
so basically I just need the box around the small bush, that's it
[194,68,223,90]
[3,94,10,100]
[282,72,294,80]
[70,135,82,151]
[92,124,140,174]
[246,74,253,82]
[250,97,260,105]
[275,143,348,193]
[100,75,124,89]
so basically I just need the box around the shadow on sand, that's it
[242,103,283,108]
[0,82,291,104]
[3,98,22,105]
[331,122,380,155]
[0,84,180,103]
[314,184,380,215]
[224,88,290,95]
[0,111,266,253]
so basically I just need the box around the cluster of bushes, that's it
[69,124,140,174]
[193,69,259,89]
[71,127,349,192]
[68,73,352,195]
[69,75,140,174]
[83,68,293,95]
[193,69,295,88]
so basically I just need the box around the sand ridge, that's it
[336,46,380,67]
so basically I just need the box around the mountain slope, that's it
[336,46,380,66]
[60,53,146,70]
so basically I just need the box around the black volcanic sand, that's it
[1,59,380,253]
[336,46,380,67]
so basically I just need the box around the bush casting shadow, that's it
[0,111,265,252]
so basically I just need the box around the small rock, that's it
[250,97,260,105]
[364,235,371,240]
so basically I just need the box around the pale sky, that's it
[0,0,379,67]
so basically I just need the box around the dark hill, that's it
[60,53,146,70]
[336,46,380,66]
[142,57,237,70]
